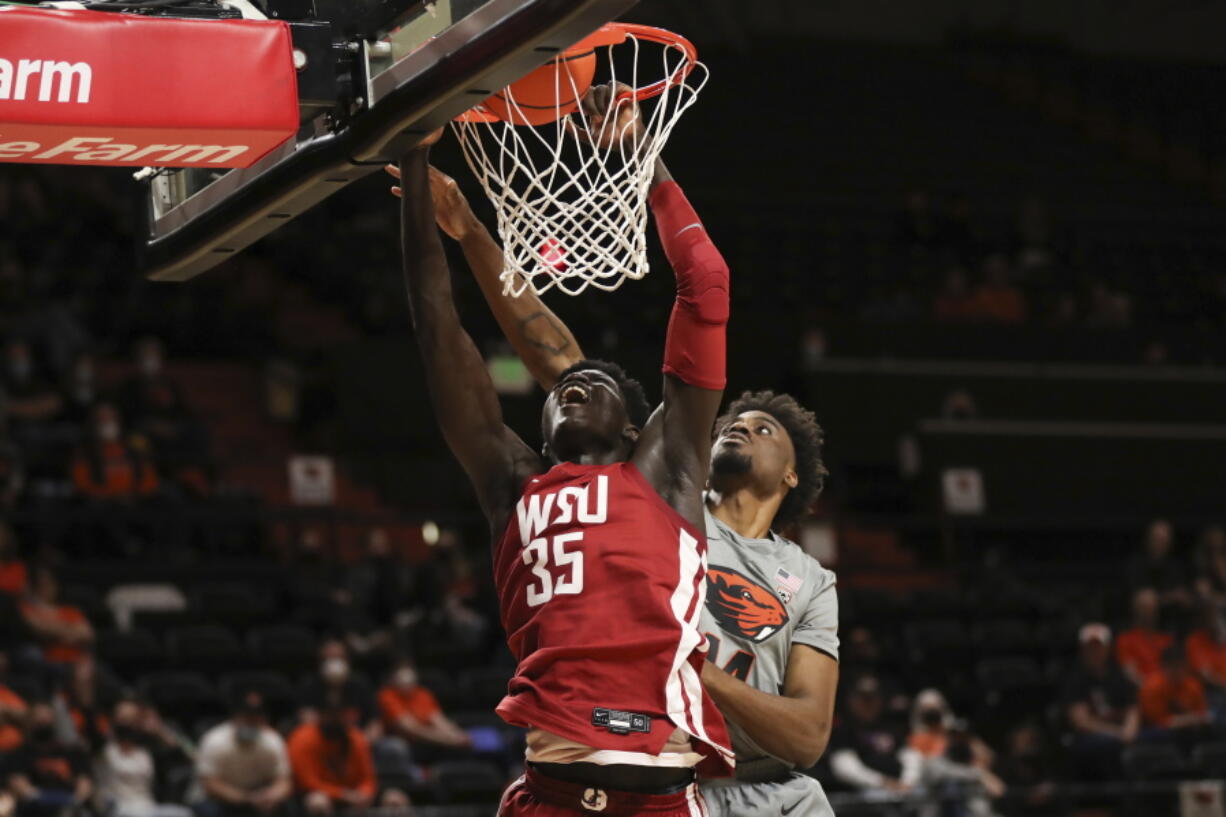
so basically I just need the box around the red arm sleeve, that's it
[651,181,729,391]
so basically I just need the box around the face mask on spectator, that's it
[920,708,944,728]
[394,668,417,689]
[98,421,120,442]
[321,658,349,683]
[320,722,346,742]
[235,724,261,744]
[30,724,54,743]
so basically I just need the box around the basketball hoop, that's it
[452,23,707,297]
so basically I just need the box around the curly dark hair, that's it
[715,390,827,529]
[557,359,652,429]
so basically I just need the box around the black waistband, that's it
[529,762,695,795]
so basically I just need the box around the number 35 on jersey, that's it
[515,475,608,607]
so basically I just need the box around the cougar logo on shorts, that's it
[706,565,789,642]
[581,788,608,812]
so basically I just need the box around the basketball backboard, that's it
[141,0,639,281]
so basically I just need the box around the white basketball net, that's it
[452,32,707,297]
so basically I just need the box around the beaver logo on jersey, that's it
[706,565,789,642]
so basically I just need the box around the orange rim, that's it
[455,22,698,124]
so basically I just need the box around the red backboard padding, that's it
[0,6,298,168]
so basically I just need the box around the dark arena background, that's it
[3,1,1226,816]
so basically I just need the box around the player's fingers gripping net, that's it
[452,24,707,297]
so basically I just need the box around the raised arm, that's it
[398,140,537,520]
[634,159,730,528]
[386,163,584,389]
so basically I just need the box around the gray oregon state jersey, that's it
[699,505,839,782]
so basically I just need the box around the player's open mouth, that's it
[560,383,590,405]
[722,429,750,445]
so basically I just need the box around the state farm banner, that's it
[0,6,298,168]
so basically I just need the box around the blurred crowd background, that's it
[3,1,1226,816]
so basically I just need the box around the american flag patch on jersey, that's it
[775,567,802,602]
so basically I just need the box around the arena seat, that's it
[904,619,972,661]
[1191,742,1226,778]
[247,625,319,673]
[431,760,507,804]
[460,668,512,709]
[972,619,1041,656]
[166,626,246,672]
[218,671,299,720]
[138,671,222,725]
[1122,743,1188,781]
[193,583,275,629]
[96,628,164,679]
[60,584,110,627]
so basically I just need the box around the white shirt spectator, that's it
[97,741,192,817]
[197,722,289,793]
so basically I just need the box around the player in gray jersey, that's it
[386,163,839,815]
[695,390,836,817]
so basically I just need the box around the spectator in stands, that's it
[57,655,108,751]
[287,699,407,816]
[58,354,99,429]
[841,627,909,715]
[18,567,92,668]
[96,698,193,817]
[298,639,373,729]
[1062,623,1138,780]
[995,722,1057,817]
[1194,525,1226,607]
[940,389,979,421]
[1116,588,1173,685]
[932,266,978,321]
[0,429,24,513]
[71,402,160,500]
[339,529,411,662]
[827,675,916,795]
[195,691,293,817]
[118,337,210,495]
[377,657,469,751]
[1127,519,1192,614]
[5,700,92,817]
[0,654,27,758]
[286,529,345,630]
[1013,195,1053,273]
[1186,603,1226,699]
[969,254,1026,324]
[907,689,1005,808]
[2,340,62,429]
[0,524,27,597]
[1138,643,1214,748]
[1085,282,1132,328]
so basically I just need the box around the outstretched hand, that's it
[384,164,479,241]
[570,82,645,151]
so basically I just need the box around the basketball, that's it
[483,50,597,126]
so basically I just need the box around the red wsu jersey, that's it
[493,460,734,777]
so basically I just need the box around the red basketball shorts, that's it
[499,767,710,817]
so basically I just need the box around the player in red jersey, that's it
[395,99,734,814]
[388,88,836,816]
